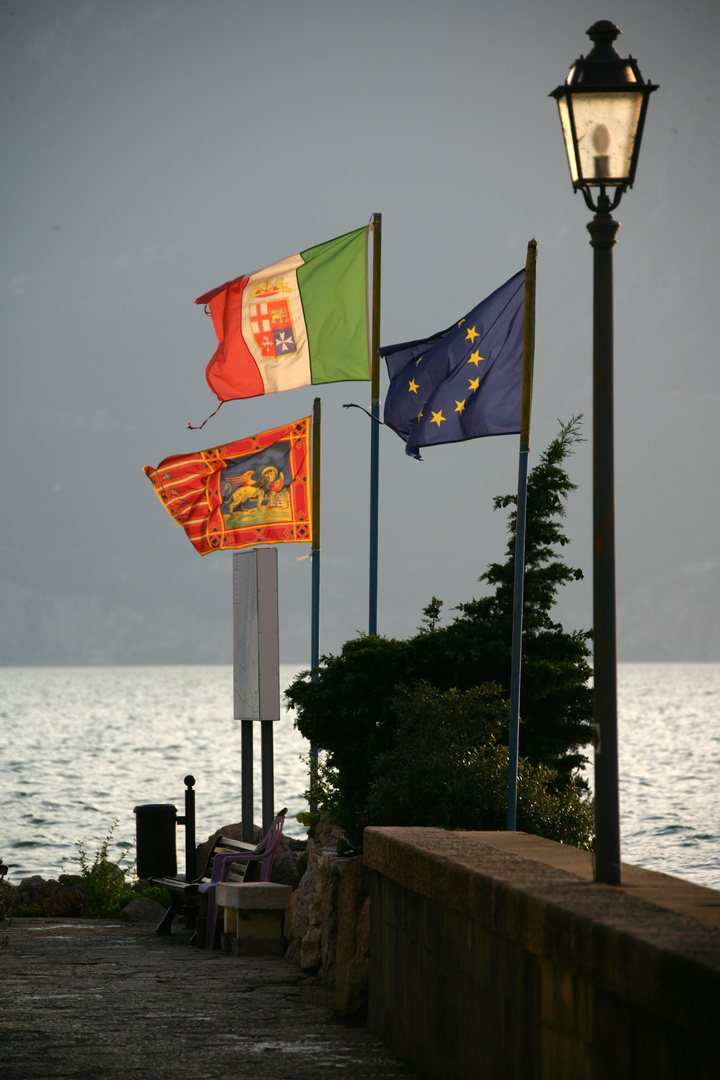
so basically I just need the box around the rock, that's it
[271,848,303,886]
[282,817,372,1014]
[15,876,85,915]
[300,925,322,971]
[120,896,166,923]
[284,816,353,980]
[131,879,154,893]
[18,876,46,904]
[334,857,371,1016]
[284,836,324,970]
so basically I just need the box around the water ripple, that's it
[1,663,719,889]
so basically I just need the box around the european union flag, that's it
[381,269,525,459]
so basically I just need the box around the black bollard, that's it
[182,775,196,881]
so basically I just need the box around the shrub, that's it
[288,419,594,849]
[67,820,136,918]
[323,683,594,848]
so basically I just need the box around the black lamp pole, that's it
[589,199,621,884]
[551,22,657,885]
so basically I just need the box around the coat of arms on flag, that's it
[143,418,311,556]
[248,277,298,360]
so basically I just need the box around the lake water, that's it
[1,663,718,890]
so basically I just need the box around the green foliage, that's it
[418,596,443,633]
[365,683,510,829]
[310,683,593,849]
[288,634,415,839]
[443,415,593,775]
[69,820,136,918]
[0,883,14,923]
[3,826,171,920]
[287,419,594,848]
[295,810,321,839]
[139,885,171,908]
[9,893,84,918]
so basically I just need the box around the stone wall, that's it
[283,817,371,1016]
[363,828,720,1080]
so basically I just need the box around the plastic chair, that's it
[196,809,287,949]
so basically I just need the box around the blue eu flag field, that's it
[381,268,525,459]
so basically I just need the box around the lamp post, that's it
[550,21,657,885]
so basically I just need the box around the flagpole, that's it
[506,239,538,830]
[368,212,382,635]
[310,396,321,806]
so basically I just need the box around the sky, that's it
[1,0,718,668]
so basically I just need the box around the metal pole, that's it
[261,721,274,835]
[368,212,382,635]
[241,719,254,843]
[183,774,196,881]
[310,397,321,807]
[506,240,537,830]
[588,207,621,885]
[506,445,528,830]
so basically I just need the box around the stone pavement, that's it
[0,918,420,1080]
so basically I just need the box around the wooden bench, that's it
[150,809,286,947]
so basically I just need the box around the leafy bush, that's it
[309,683,593,849]
[410,416,593,777]
[288,420,594,849]
[67,819,137,918]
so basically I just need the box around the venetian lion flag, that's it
[196,226,369,402]
[143,418,311,556]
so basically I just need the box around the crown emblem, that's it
[248,276,291,300]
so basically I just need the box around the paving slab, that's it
[0,918,419,1080]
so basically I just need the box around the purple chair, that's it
[197,809,287,949]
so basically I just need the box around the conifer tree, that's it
[415,414,593,776]
[287,417,593,841]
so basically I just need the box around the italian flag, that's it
[195,226,370,401]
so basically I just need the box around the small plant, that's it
[0,880,13,944]
[0,886,12,923]
[138,885,171,908]
[296,809,321,838]
[67,820,136,918]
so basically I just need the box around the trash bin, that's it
[133,803,177,879]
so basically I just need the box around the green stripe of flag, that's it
[298,226,369,384]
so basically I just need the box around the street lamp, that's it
[550,22,657,886]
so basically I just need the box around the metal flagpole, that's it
[368,213,382,635]
[310,397,321,806]
[506,239,538,830]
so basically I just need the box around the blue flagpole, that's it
[368,213,382,635]
[310,397,321,809]
[507,240,537,830]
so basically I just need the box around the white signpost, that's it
[233,548,280,839]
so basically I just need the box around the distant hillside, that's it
[1,560,718,666]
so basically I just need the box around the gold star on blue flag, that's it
[381,269,525,459]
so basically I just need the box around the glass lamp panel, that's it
[570,90,644,185]
[556,96,579,183]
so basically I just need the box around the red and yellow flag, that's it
[144,417,311,556]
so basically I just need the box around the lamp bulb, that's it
[593,124,611,154]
